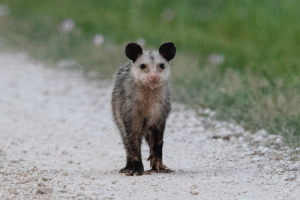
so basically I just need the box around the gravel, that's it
[0,51,299,199]
[36,188,54,195]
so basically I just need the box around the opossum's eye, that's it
[159,64,165,69]
[140,64,146,69]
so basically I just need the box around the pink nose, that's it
[148,73,160,82]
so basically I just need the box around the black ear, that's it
[125,43,143,63]
[159,42,176,61]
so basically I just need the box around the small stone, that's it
[254,136,263,143]
[203,108,211,114]
[242,143,248,149]
[68,160,73,164]
[42,177,48,181]
[217,138,224,143]
[36,188,53,194]
[288,164,298,171]
[256,130,268,137]
[262,147,269,153]
[111,180,117,184]
[275,138,283,144]
[222,135,231,140]
[230,136,237,142]
[83,175,90,179]
[80,186,86,191]
[284,176,297,181]
[18,180,29,184]
[10,158,19,163]
[294,162,300,169]
[76,192,82,196]
[37,183,46,187]
[60,190,67,193]
[190,191,199,195]
[190,184,198,190]
[207,54,225,65]
[268,135,277,140]
[30,176,39,181]
[276,168,284,173]
[253,156,261,161]
[62,150,69,155]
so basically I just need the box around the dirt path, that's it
[0,51,299,199]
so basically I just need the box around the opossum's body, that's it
[112,42,176,176]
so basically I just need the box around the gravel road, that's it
[0,51,299,199]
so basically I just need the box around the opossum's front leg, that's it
[126,132,144,176]
[119,145,133,173]
[147,124,167,171]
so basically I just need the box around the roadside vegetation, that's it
[0,0,299,148]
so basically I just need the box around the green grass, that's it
[171,61,300,148]
[0,0,299,149]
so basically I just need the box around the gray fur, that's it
[111,42,175,176]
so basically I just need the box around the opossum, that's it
[111,42,176,176]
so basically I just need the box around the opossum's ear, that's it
[159,42,176,61]
[125,43,143,63]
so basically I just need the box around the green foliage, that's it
[2,0,300,75]
[172,63,300,148]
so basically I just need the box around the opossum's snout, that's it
[147,72,161,83]
[146,72,161,89]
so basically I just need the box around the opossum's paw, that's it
[147,155,167,171]
[119,162,133,173]
[126,161,144,176]
[126,167,144,176]
[144,168,174,174]
[119,167,132,173]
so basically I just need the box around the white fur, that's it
[131,50,171,89]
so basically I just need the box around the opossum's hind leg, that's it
[148,156,167,171]
[145,131,154,161]
[147,124,167,171]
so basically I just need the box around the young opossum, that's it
[111,42,176,176]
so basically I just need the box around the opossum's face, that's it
[125,42,176,90]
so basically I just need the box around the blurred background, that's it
[0,0,299,148]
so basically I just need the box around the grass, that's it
[172,62,300,148]
[0,0,299,149]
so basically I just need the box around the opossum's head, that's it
[125,42,176,90]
